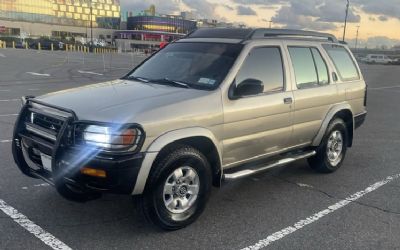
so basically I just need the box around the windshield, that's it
[126,42,243,90]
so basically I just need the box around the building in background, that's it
[114,4,197,52]
[0,0,121,43]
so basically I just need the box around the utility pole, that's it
[354,25,360,51]
[342,0,349,42]
[90,0,93,46]
[269,20,272,29]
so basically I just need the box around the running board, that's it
[223,150,316,181]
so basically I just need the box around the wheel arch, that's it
[132,127,223,195]
[312,104,354,147]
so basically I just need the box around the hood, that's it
[36,79,210,123]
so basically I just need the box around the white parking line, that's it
[242,173,400,250]
[0,99,19,102]
[369,85,400,90]
[0,199,72,250]
[0,113,18,117]
[0,140,12,143]
[26,72,51,77]
[77,70,103,76]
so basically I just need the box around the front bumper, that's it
[12,98,144,195]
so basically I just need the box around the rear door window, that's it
[322,44,360,81]
[288,47,329,89]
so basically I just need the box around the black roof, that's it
[187,28,253,39]
[187,28,338,43]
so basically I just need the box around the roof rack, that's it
[250,29,338,43]
[183,28,339,43]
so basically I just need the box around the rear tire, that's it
[138,145,212,230]
[308,118,349,173]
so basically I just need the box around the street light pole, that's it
[355,25,360,51]
[90,0,93,46]
[342,0,349,42]
[269,20,272,29]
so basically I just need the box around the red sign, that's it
[0,26,6,33]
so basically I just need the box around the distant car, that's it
[362,54,393,64]
[29,40,63,50]
[15,41,25,49]
[390,58,400,65]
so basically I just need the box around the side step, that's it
[223,150,316,181]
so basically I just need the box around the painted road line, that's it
[0,99,19,102]
[28,88,40,91]
[0,199,72,250]
[0,89,10,92]
[26,72,51,77]
[0,53,6,58]
[0,140,12,143]
[77,70,103,76]
[0,113,18,117]
[369,85,400,90]
[242,173,400,250]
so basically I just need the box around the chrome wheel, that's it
[163,166,200,214]
[326,130,343,166]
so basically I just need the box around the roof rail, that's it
[250,29,338,43]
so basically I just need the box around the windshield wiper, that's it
[126,76,150,83]
[149,78,190,88]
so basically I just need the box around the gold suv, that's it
[12,28,367,230]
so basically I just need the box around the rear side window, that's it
[311,48,329,85]
[236,47,284,93]
[322,44,359,81]
[288,47,329,89]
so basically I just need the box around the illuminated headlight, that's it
[77,124,143,152]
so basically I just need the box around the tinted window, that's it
[288,47,318,89]
[311,48,329,85]
[128,42,243,89]
[323,44,359,81]
[236,47,284,94]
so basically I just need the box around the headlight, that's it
[75,123,144,152]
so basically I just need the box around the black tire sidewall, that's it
[311,118,349,172]
[144,146,212,230]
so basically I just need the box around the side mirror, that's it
[233,78,264,98]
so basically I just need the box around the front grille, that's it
[23,107,70,144]
[32,112,63,134]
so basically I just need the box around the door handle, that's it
[283,97,293,104]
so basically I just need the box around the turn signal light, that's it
[80,167,106,178]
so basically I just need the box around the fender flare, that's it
[311,103,353,146]
[132,127,222,195]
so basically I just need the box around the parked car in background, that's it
[29,39,64,50]
[15,41,25,49]
[362,54,393,64]
[390,58,400,65]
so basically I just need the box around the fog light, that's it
[80,167,106,178]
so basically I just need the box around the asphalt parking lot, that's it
[1,48,400,250]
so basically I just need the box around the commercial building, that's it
[0,0,120,42]
[114,5,197,52]
[127,15,196,34]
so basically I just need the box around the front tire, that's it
[138,145,212,230]
[308,118,349,173]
